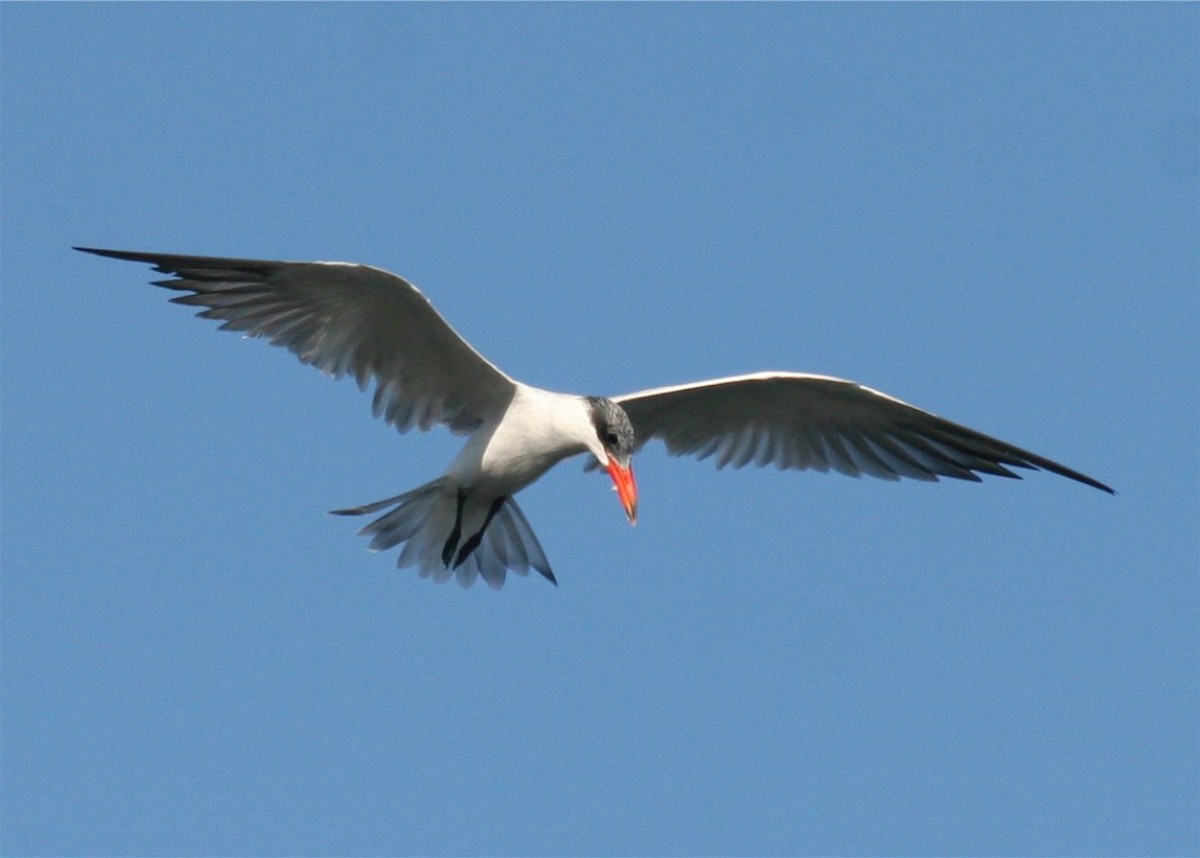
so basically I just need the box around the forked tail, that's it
[331,479,556,589]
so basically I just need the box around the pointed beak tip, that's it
[619,493,639,526]
[622,498,638,526]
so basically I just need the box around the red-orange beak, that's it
[605,456,638,525]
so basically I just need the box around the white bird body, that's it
[78,247,1113,588]
[450,385,602,494]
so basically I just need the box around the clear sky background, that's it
[2,4,1197,856]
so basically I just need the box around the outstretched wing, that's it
[78,247,516,434]
[614,372,1113,493]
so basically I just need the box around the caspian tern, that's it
[78,247,1114,588]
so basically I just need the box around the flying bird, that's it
[78,247,1114,588]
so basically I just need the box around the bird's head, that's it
[586,397,638,525]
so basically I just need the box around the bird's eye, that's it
[605,431,619,448]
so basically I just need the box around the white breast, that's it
[446,386,597,496]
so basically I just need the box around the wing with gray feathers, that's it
[77,247,516,434]
[614,372,1113,493]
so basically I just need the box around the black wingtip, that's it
[78,246,193,266]
[1058,469,1116,496]
[74,246,122,258]
[74,246,162,266]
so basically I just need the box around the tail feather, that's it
[331,479,556,588]
[464,499,556,588]
[329,493,412,516]
[494,499,555,584]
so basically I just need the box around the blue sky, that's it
[2,4,1196,856]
